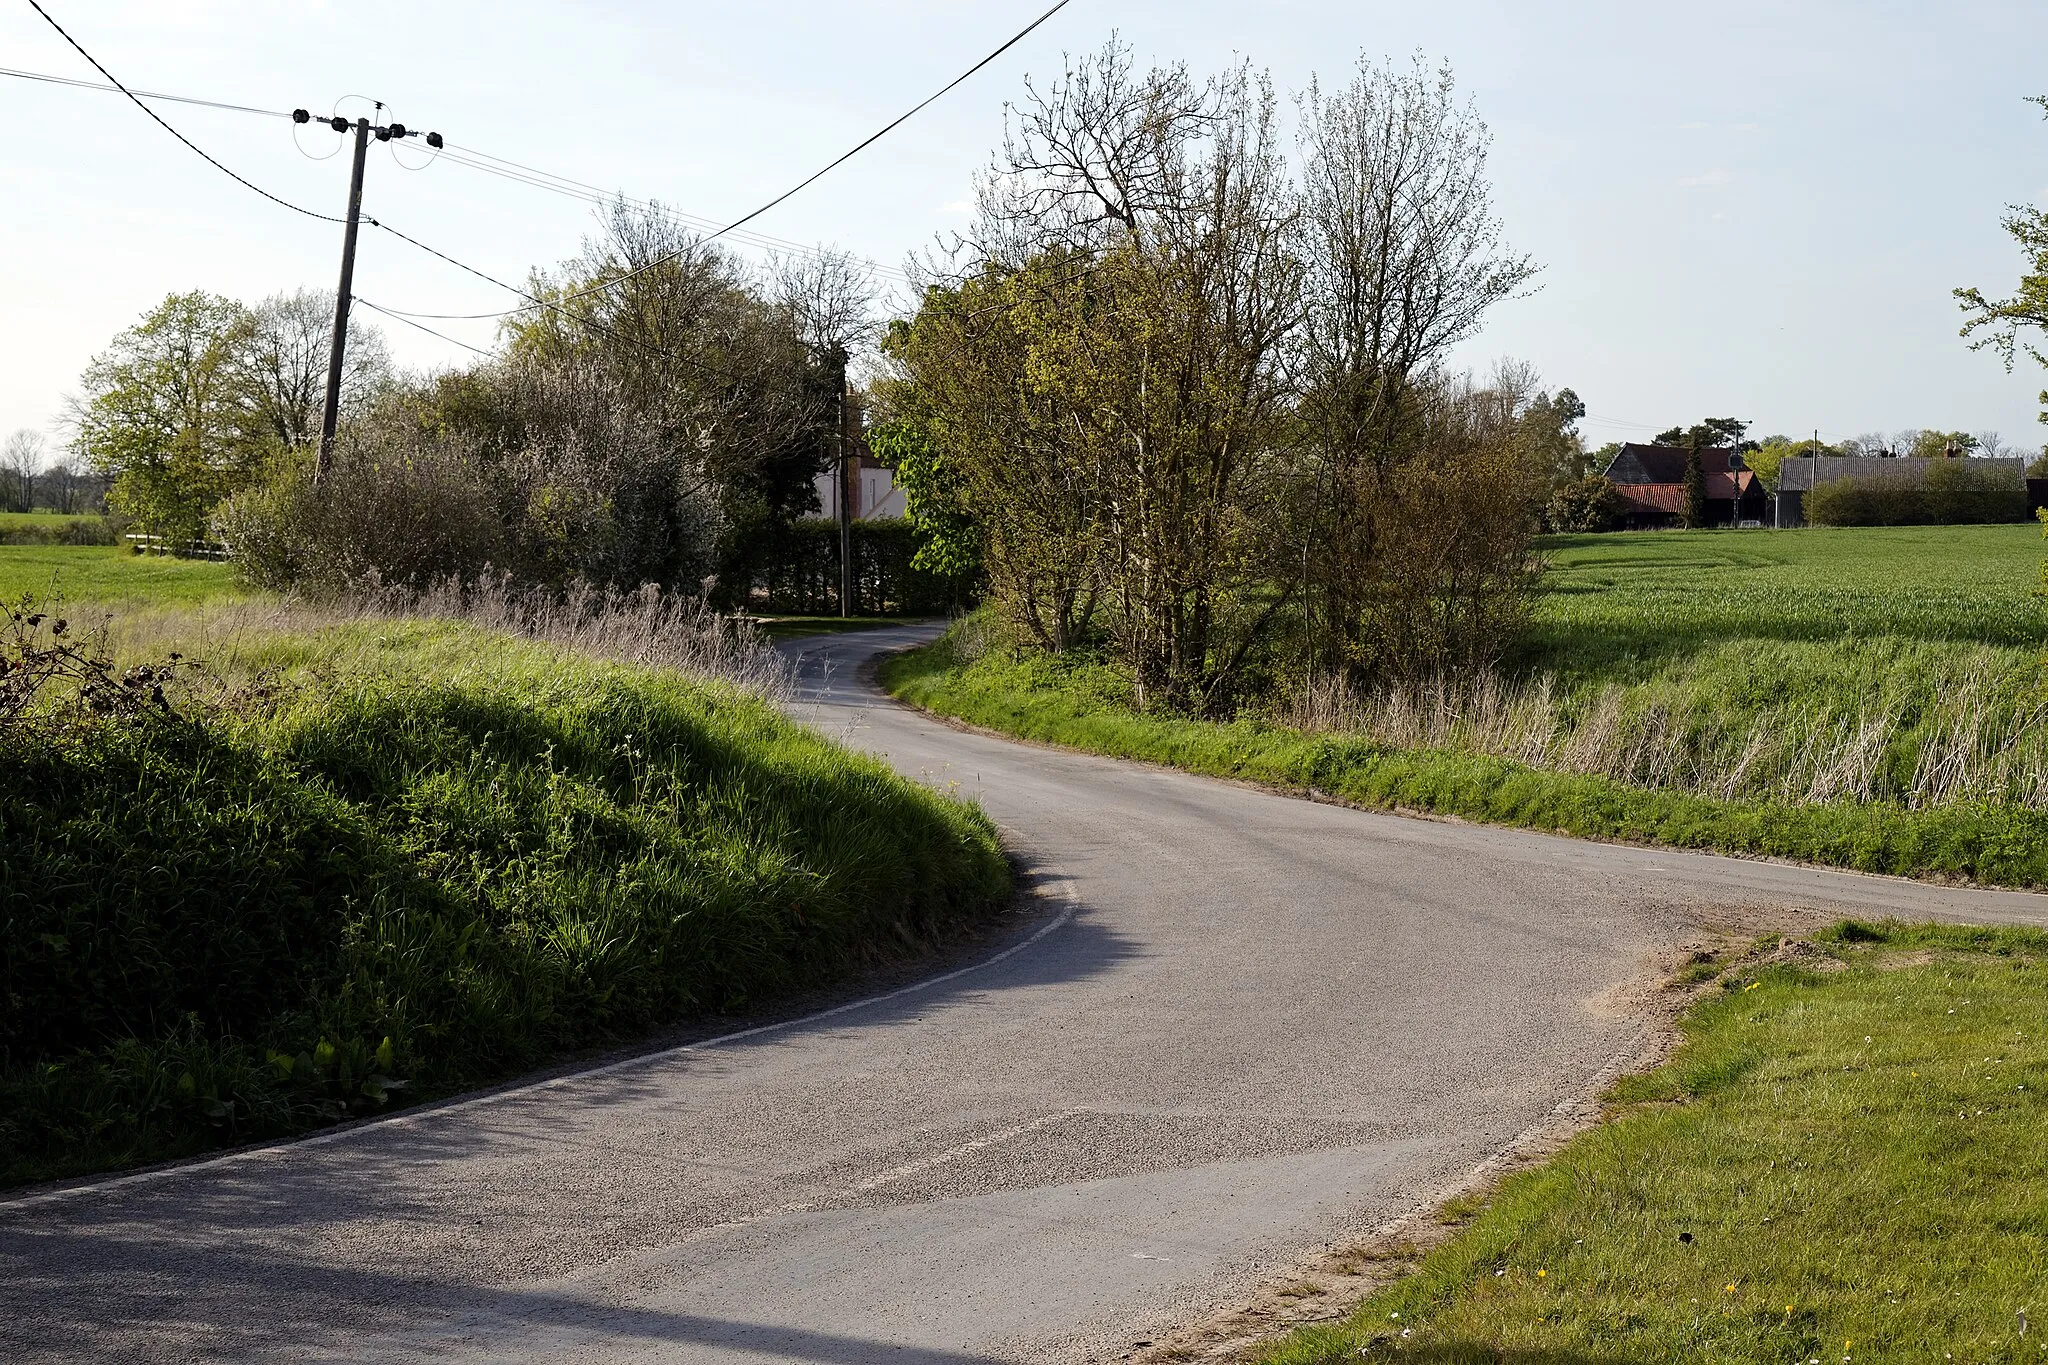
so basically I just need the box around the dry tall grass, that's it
[87,572,793,703]
[1282,660,2048,810]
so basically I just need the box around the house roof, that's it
[1610,468,1756,512]
[1603,443,1743,484]
[1613,483,1686,514]
[1775,454,2025,492]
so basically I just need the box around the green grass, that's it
[884,526,2048,885]
[1257,922,2048,1364]
[0,545,245,605]
[1,616,1008,1186]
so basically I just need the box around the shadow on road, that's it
[2,1220,1006,1362]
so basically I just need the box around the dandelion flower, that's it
[1726,1283,1737,1293]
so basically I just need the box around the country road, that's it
[7,622,2048,1364]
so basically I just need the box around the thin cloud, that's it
[1679,168,1733,189]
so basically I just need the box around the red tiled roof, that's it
[1615,483,1686,513]
[1613,470,1754,513]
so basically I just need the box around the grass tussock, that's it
[1255,922,2048,1364]
[0,603,1006,1187]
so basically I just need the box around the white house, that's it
[814,455,906,521]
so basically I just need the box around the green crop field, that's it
[0,545,246,606]
[1524,525,2047,682]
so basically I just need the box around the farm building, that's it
[1772,455,2027,527]
[1600,444,1767,528]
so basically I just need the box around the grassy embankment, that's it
[1,586,1007,1187]
[1255,922,2048,1364]
[884,525,2048,886]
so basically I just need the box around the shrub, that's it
[1807,460,2027,526]
[0,517,119,548]
[215,438,510,592]
[215,359,723,595]
[1545,475,1623,533]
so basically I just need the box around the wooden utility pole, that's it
[293,103,441,482]
[836,355,855,618]
[316,115,372,484]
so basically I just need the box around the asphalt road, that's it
[8,621,2048,1364]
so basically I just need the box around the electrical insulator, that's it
[425,131,443,149]
[292,108,310,124]
[330,116,349,133]
[374,126,391,141]
[388,122,407,139]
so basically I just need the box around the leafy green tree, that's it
[864,390,980,580]
[1654,417,1753,451]
[1746,437,1829,495]
[1907,429,1977,459]
[1515,387,1588,487]
[67,292,262,539]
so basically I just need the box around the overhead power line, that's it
[2,59,912,284]
[353,297,496,357]
[428,142,910,283]
[0,63,289,118]
[23,1,342,222]
[461,0,1078,321]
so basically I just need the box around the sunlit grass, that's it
[884,526,2048,883]
[0,545,246,606]
[1257,923,2048,1365]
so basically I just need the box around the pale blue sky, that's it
[5,0,2047,452]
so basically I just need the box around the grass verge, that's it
[1254,922,2048,1364]
[881,627,2048,887]
[1,616,1007,1187]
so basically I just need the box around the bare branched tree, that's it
[2,430,46,512]
[952,43,1303,709]
[1291,53,1540,673]
[236,290,389,450]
